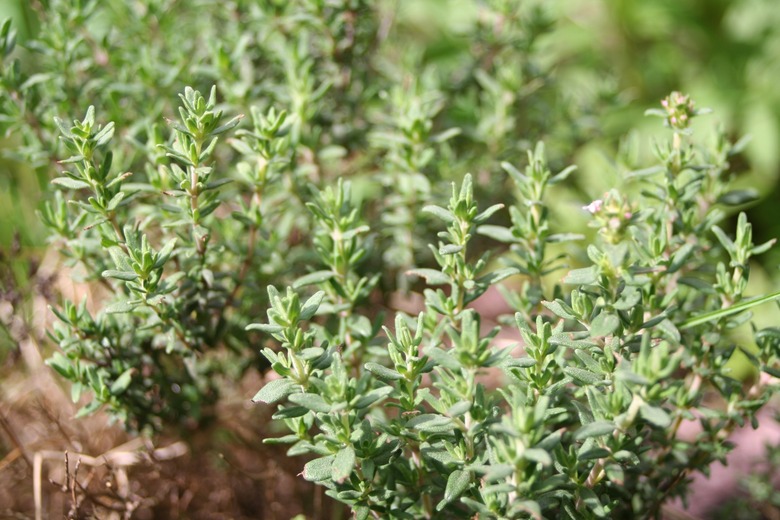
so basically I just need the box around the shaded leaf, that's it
[407,268,450,285]
[294,270,336,288]
[332,446,356,483]
[639,404,672,428]
[574,421,615,440]
[436,470,470,511]
[364,362,403,381]
[590,312,619,337]
[109,369,134,396]
[289,393,330,413]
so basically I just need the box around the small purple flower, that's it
[583,199,603,214]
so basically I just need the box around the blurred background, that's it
[1,0,779,518]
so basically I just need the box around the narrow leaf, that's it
[105,301,136,314]
[109,369,134,396]
[439,244,463,255]
[543,300,576,320]
[564,366,603,386]
[332,446,356,483]
[590,312,619,337]
[364,362,403,381]
[436,470,470,511]
[289,392,330,413]
[680,290,780,329]
[422,205,455,223]
[294,271,336,288]
[52,177,90,190]
[303,456,334,482]
[639,404,672,428]
[300,291,326,320]
[252,378,297,404]
[407,268,450,285]
[477,225,515,243]
[102,270,138,281]
[563,267,598,285]
[574,421,615,440]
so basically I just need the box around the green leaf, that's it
[46,352,73,378]
[564,366,603,386]
[20,73,52,90]
[763,365,780,378]
[680,289,780,329]
[478,464,513,482]
[52,177,91,190]
[563,267,598,285]
[298,347,325,361]
[352,386,394,409]
[436,470,470,511]
[439,244,463,255]
[639,404,672,428]
[293,270,335,288]
[579,447,611,461]
[246,323,284,333]
[579,487,607,517]
[523,449,552,466]
[711,225,735,254]
[289,392,330,413]
[718,189,759,206]
[109,368,134,396]
[613,450,640,466]
[106,191,125,211]
[513,501,543,520]
[504,357,537,368]
[625,165,664,179]
[204,178,233,191]
[656,319,680,343]
[574,421,615,440]
[102,269,139,281]
[605,464,625,485]
[431,127,461,143]
[105,301,136,314]
[108,247,133,271]
[447,401,471,417]
[668,243,696,274]
[590,312,619,337]
[252,378,297,404]
[543,300,576,320]
[272,406,309,419]
[300,291,325,320]
[153,238,177,269]
[407,414,453,433]
[477,225,515,243]
[423,204,455,223]
[364,362,403,381]
[547,233,585,243]
[75,400,102,418]
[332,446,356,483]
[473,203,504,224]
[476,267,520,286]
[353,506,370,520]
[407,268,450,285]
[303,455,334,482]
[70,382,83,403]
[262,434,299,445]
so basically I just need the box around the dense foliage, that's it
[1,1,779,518]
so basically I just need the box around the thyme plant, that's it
[250,93,780,518]
[1,2,779,518]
